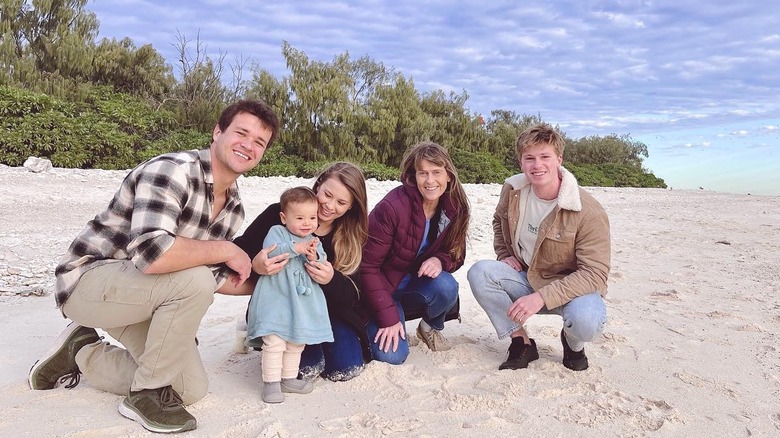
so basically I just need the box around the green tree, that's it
[483,110,544,166]
[245,68,291,149]
[282,41,357,160]
[167,31,229,132]
[566,133,649,168]
[420,89,486,152]
[359,75,432,166]
[90,37,174,103]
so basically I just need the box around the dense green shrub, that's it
[249,145,305,177]
[450,149,512,183]
[360,162,398,181]
[140,129,211,163]
[567,163,667,188]
[0,85,179,169]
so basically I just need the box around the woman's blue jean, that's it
[299,317,364,381]
[467,260,606,352]
[366,272,459,365]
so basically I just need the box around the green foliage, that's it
[450,148,512,184]
[360,161,398,181]
[140,129,210,163]
[248,144,304,177]
[484,111,545,167]
[0,84,180,169]
[567,163,667,188]
[566,134,649,169]
[91,37,174,102]
[0,5,669,189]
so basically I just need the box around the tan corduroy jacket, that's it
[493,166,611,309]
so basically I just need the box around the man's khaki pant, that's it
[62,260,216,405]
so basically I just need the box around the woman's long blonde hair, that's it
[312,162,368,275]
[400,142,470,261]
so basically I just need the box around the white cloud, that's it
[592,12,646,28]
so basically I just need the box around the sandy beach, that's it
[1,164,778,437]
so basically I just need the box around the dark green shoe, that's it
[29,322,100,390]
[119,386,197,433]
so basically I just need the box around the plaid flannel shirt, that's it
[54,148,245,307]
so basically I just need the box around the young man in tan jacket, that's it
[467,123,610,371]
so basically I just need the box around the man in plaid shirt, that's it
[29,100,279,433]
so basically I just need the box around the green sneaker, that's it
[119,386,197,433]
[29,322,100,390]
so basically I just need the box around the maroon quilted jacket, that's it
[360,183,466,327]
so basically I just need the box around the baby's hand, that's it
[293,240,309,256]
[305,238,319,261]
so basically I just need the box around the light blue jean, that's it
[467,260,606,352]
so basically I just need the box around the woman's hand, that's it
[252,243,289,275]
[500,255,524,271]
[417,257,443,278]
[305,259,334,285]
[374,321,406,353]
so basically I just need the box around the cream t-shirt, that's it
[518,188,557,266]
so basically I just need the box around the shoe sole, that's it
[498,352,540,370]
[28,322,95,390]
[563,358,589,371]
[118,399,196,433]
[280,383,313,394]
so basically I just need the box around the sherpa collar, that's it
[504,166,582,212]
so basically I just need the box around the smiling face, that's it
[415,159,451,208]
[211,111,273,179]
[520,143,563,197]
[315,176,354,228]
[280,200,319,238]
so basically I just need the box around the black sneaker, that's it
[29,322,100,390]
[561,329,589,371]
[118,386,197,433]
[498,338,539,370]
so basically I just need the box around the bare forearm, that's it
[144,236,239,274]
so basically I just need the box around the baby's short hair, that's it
[280,186,318,211]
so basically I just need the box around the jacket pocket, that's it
[537,228,576,266]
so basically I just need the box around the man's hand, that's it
[224,243,252,285]
[374,321,406,353]
[507,292,545,325]
[500,255,524,271]
[417,257,443,278]
[252,243,289,275]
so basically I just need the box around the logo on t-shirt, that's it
[527,223,538,235]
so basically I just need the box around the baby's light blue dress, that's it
[247,225,334,345]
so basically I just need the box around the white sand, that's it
[1,165,779,437]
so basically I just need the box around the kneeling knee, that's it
[372,349,409,366]
[565,317,605,342]
[174,267,217,305]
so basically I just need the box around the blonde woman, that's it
[229,162,370,381]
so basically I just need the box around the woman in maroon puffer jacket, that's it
[360,142,470,363]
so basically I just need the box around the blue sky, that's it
[88,0,779,196]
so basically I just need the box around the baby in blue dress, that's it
[246,187,333,403]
